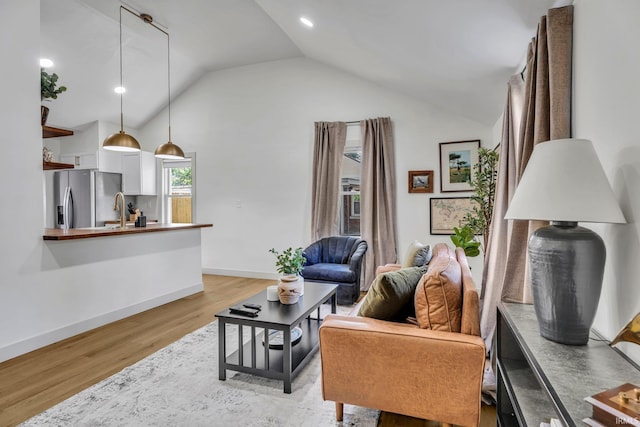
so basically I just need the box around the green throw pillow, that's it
[358,265,429,321]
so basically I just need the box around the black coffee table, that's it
[216,282,337,393]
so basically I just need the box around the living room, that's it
[2,0,640,425]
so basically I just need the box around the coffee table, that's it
[216,282,337,393]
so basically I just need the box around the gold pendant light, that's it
[103,6,141,152]
[152,14,184,159]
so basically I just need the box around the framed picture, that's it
[439,140,480,192]
[408,170,434,193]
[430,197,478,235]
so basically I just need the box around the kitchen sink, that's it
[76,224,124,230]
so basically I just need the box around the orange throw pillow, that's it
[414,245,462,332]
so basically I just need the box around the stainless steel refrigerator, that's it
[53,170,122,229]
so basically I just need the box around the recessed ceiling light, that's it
[300,17,314,28]
[114,86,126,94]
[40,58,53,68]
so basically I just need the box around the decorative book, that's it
[584,383,640,426]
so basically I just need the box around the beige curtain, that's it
[311,121,347,240]
[501,5,573,304]
[479,5,573,397]
[479,75,525,349]
[361,117,398,290]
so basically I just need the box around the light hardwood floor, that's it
[0,275,495,427]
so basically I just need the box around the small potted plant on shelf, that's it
[269,247,305,304]
[41,68,67,126]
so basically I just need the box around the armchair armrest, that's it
[319,315,485,426]
[348,241,368,271]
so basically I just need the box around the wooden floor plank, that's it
[0,275,495,427]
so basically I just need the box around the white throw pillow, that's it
[401,240,433,268]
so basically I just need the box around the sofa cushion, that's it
[401,241,432,268]
[302,263,356,283]
[357,265,428,321]
[414,244,462,332]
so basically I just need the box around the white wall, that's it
[0,1,204,362]
[138,58,492,279]
[573,0,640,362]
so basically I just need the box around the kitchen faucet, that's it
[114,192,126,229]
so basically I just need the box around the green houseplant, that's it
[450,225,481,258]
[41,68,67,101]
[269,247,305,304]
[41,68,67,125]
[449,147,498,257]
[269,247,305,276]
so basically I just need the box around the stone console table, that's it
[497,302,640,426]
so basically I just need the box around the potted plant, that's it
[450,225,481,258]
[458,147,499,255]
[269,247,305,304]
[41,68,67,125]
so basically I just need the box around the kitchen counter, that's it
[43,223,212,240]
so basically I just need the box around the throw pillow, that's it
[414,244,462,332]
[401,241,433,268]
[358,265,429,321]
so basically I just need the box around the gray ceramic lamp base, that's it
[528,222,606,345]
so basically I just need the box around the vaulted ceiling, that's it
[40,0,570,130]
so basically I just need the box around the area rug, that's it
[21,305,378,427]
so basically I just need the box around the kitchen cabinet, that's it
[123,151,156,195]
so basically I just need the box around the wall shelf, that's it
[43,125,74,139]
[43,125,75,170]
[43,161,74,170]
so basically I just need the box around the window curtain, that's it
[480,5,573,397]
[311,121,347,241]
[360,117,398,290]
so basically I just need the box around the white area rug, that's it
[22,305,378,427]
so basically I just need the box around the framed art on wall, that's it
[430,197,479,235]
[439,140,480,192]
[408,170,434,193]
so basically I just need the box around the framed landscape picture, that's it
[439,140,480,192]
[430,197,478,235]
[408,170,434,193]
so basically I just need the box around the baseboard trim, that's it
[202,268,279,281]
[0,283,203,363]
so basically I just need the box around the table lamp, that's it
[505,138,625,345]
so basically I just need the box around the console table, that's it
[497,302,640,426]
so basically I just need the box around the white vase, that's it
[277,275,304,304]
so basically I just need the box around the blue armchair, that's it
[301,236,368,305]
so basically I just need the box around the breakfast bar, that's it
[43,223,212,240]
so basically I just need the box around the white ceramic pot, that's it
[277,275,304,304]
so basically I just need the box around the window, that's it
[340,129,361,236]
[161,154,195,223]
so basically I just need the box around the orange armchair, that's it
[319,246,485,426]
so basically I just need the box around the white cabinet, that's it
[123,151,156,195]
[98,149,123,173]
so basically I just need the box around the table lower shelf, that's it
[223,317,322,380]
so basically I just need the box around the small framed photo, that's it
[439,140,480,192]
[408,170,434,193]
[430,197,478,235]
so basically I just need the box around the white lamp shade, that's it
[504,138,626,223]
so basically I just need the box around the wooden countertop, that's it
[43,223,213,241]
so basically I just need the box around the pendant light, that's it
[103,6,141,152]
[153,15,185,159]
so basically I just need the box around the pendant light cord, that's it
[119,6,124,132]
[167,30,171,143]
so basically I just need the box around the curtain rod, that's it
[346,121,360,125]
